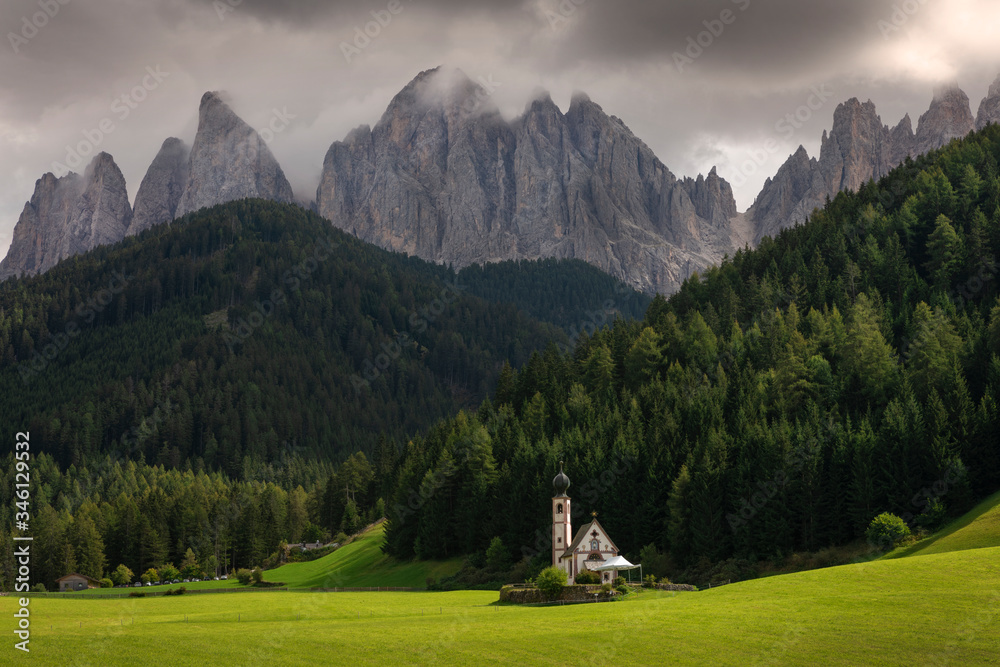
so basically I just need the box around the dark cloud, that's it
[1,0,998,255]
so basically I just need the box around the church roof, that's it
[559,517,619,560]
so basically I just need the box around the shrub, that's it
[163,586,186,596]
[159,564,179,582]
[866,512,912,551]
[535,566,567,598]
[485,537,511,572]
[916,498,948,531]
[99,578,113,589]
[30,583,46,593]
[140,568,159,585]
[110,564,134,586]
[251,567,264,584]
[129,590,145,597]
[616,583,630,595]
[638,543,673,579]
[575,570,601,585]
[600,583,613,594]
[643,574,657,586]
[235,568,253,585]
[613,576,625,587]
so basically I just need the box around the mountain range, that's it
[4,69,1000,293]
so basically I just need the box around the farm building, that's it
[55,573,101,592]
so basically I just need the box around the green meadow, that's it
[10,497,1000,665]
[265,522,463,589]
[6,545,999,666]
[886,488,1000,559]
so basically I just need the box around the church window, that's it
[590,539,600,551]
[557,503,563,514]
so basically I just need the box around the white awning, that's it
[592,555,638,571]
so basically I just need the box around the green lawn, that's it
[265,522,463,589]
[887,488,1000,559]
[7,546,1000,665]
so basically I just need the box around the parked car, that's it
[133,582,142,587]
[213,576,219,581]
[220,575,228,580]
[171,579,180,584]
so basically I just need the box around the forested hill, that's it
[381,124,1000,574]
[0,199,643,476]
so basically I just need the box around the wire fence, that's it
[27,585,422,599]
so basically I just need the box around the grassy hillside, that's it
[8,546,999,665]
[889,488,1000,559]
[265,522,462,588]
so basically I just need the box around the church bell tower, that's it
[552,461,572,575]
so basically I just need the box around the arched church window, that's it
[590,539,600,551]
[557,503,563,514]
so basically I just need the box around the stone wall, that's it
[499,584,613,604]
[649,583,697,592]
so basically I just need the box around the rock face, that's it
[976,75,1000,130]
[0,153,131,279]
[317,68,738,295]
[176,92,294,218]
[128,137,189,236]
[914,86,976,155]
[2,92,298,280]
[749,83,983,243]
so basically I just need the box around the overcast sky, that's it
[3,0,1000,256]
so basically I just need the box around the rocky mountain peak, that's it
[976,73,1000,130]
[915,85,975,154]
[128,137,189,236]
[175,90,294,218]
[0,153,131,280]
[317,79,738,295]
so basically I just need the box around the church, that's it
[550,462,626,583]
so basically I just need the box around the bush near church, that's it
[867,512,912,551]
[535,566,567,598]
[575,570,601,585]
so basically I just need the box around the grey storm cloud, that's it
[1,0,998,257]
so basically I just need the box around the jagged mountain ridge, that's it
[0,153,131,279]
[316,67,738,295]
[0,92,292,280]
[749,82,995,243]
[5,71,1000,293]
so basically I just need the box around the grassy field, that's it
[265,522,463,588]
[6,546,999,665]
[887,489,1000,559]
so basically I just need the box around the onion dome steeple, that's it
[553,461,571,497]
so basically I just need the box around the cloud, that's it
[1,0,999,256]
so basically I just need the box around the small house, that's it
[55,573,101,592]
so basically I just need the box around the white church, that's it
[550,462,635,583]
